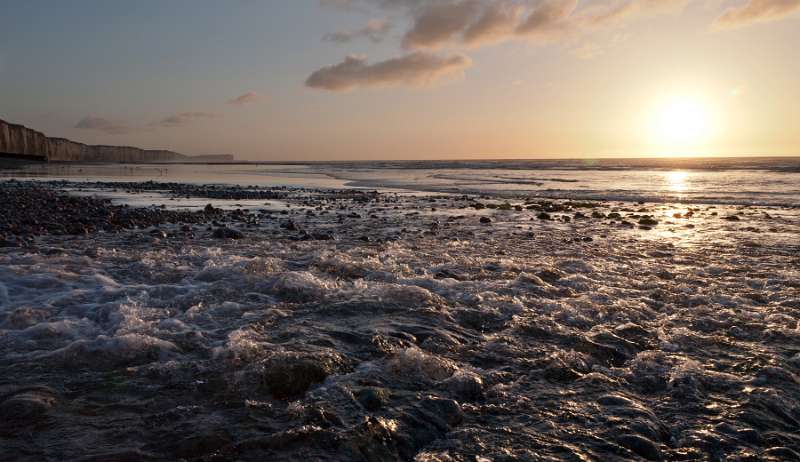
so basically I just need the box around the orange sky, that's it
[2,1,799,160]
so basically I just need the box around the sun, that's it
[648,95,715,152]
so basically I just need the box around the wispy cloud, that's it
[306,52,471,91]
[326,0,691,50]
[156,112,219,128]
[324,18,392,43]
[227,91,261,105]
[74,116,132,135]
[713,0,800,28]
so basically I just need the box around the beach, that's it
[1,164,800,460]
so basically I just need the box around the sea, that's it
[3,156,800,206]
[1,157,800,460]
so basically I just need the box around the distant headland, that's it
[0,119,234,163]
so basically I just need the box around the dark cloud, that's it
[157,112,219,128]
[402,0,481,49]
[74,116,132,135]
[306,52,471,91]
[324,18,391,43]
[714,0,800,28]
[227,91,261,105]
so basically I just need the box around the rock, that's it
[203,203,217,214]
[3,307,48,329]
[763,447,800,461]
[0,388,57,425]
[723,215,741,221]
[617,434,662,461]
[212,227,243,239]
[443,371,484,402]
[356,387,388,411]
[537,212,551,220]
[419,397,463,427]
[479,216,492,224]
[577,330,642,367]
[638,216,659,226]
[260,352,347,399]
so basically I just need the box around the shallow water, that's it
[4,157,800,206]
[1,179,800,460]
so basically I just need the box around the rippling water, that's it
[1,159,800,460]
[4,156,800,206]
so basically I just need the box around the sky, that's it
[1,0,799,160]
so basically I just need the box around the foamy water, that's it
[2,163,800,460]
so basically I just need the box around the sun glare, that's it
[649,95,715,154]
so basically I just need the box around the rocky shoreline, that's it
[2,179,800,461]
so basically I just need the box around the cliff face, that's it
[0,120,49,160]
[0,119,233,163]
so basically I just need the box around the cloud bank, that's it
[306,52,471,91]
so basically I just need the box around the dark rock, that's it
[638,216,659,226]
[479,216,492,224]
[260,352,347,399]
[212,227,244,239]
[356,387,388,411]
[0,388,57,425]
[443,372,484,402]
[763,447,800,461]
[617,434,662,461]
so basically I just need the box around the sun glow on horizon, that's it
[647,93,718,156]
